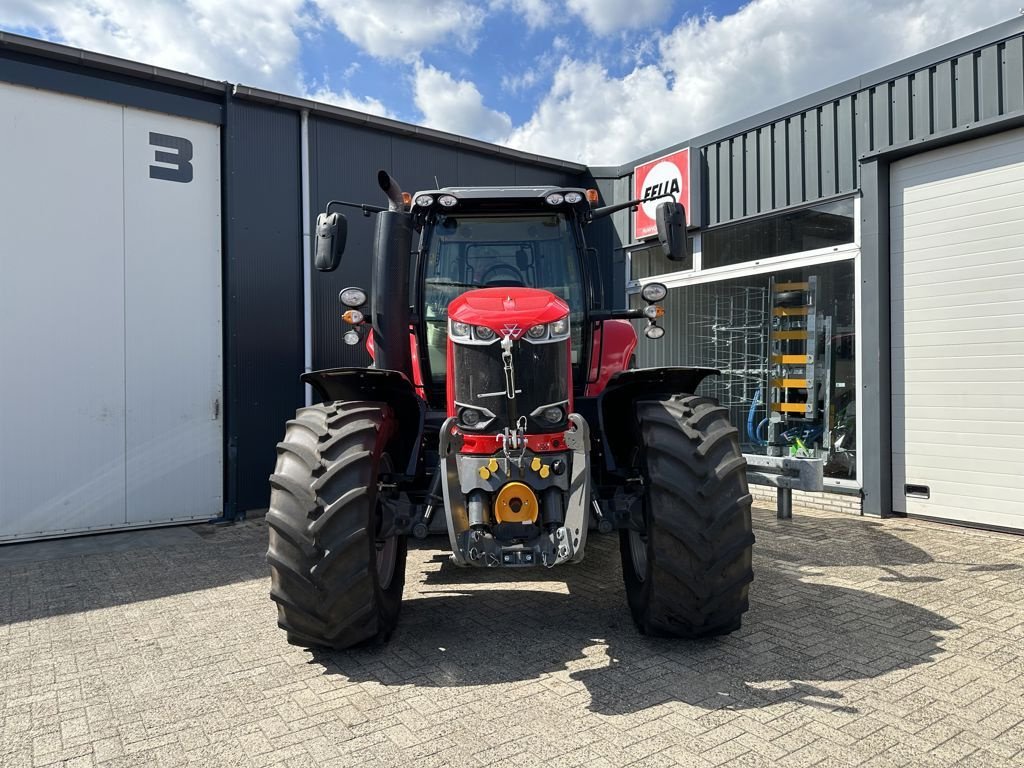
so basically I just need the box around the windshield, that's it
[422,213,585,384]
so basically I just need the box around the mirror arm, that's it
[590,308,644,321]
[325,199,387,218]
[590,192,675,221]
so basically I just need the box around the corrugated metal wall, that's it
[223,101,304,513]
[703,33,1024,226]
[308,117,587,370]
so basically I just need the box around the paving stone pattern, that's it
[1,507,1023,767]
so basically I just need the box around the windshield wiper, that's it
[426,279,481,289]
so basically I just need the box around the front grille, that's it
[452,339,569,432]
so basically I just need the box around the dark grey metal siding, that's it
[223,101,303,514]
[0,40,223,124]
[309,117,587,370]
[703,31,1024,226]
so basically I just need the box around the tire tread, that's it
[266,401,407,650]
[620,394,754,639]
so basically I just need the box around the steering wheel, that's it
[479,263,525,286]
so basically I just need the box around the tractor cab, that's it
[409,187,592,405]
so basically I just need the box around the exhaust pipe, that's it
[370,170,413,377]
[377,170,406,211]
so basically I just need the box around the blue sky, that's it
[1,1,1016,164]
[297,2,744,126]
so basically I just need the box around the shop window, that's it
[632,259,857,481]
[702,198,854,270]
[629,235,696,280]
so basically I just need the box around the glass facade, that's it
[629,235,696,280]
[629,198,854,281]
[632,259,857,480]
[702,198,855,270]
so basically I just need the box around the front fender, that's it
[596,366,718,473]
[301,367,426,477]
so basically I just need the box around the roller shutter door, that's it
[890,128,1024,530]
[0,82,222,541]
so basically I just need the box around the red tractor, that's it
[266,171,753,650]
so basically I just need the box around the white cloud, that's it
[501,68,541,94]
[565,0,673,36]
[413,63,512,142]
[0,0,309,92]
[505,58,672,163]
[314,0,485,61]
[305,87,396,119]
[505,0,1015,165]
[490,0,556,30]
[2,0,1014,168]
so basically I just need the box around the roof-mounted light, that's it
[545,192,564,205]
[438,194,458,207]
[415,194,434,207]
[586,189,599,203]
[564,191,582,204]
[401,191,412,207]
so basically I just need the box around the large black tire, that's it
[620,394,754,638]
[266,400,407,650]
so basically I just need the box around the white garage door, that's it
[891,127,1024,530]
[0,82,222,541]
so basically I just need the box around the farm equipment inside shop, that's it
[265,171,754,650]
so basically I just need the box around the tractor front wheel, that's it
[266,400,407,650]
[620,394,754,638]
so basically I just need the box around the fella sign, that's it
[633,148,690,240]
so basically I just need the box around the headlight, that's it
[460,408,481,427]
[438,194,458,207]
[550,316,569,336]
[641,282,668,302]
[339,287,367,307]
[474,325,496,341]
[414,194,434,207]
[343,330,361,346]
[527,324,547,339]
[642,305,664,320]
[564,191,582,204]
[645,325,665,340]
[545,192,564,205]
[541,406,563,424]
[450,321,471,338]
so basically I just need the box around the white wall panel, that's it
[891,127,1024,530]
[0,83,127,538]
[123,109,222,524]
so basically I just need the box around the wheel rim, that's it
[376,536,397,590]
[629,529,648,582]
[375,453,397,590]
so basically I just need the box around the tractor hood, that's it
[448,287,568,338]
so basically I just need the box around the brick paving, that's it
[1,506,1023,767]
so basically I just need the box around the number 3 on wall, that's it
[149,132,194,183]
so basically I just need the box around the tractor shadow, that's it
[309,512,964,715]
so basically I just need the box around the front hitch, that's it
[439,414,591,567]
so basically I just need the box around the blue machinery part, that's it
[746,387,769,447]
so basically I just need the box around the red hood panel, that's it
[448,287,569,336]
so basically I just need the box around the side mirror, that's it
[314,211,347,272]
[655,201,690,266]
